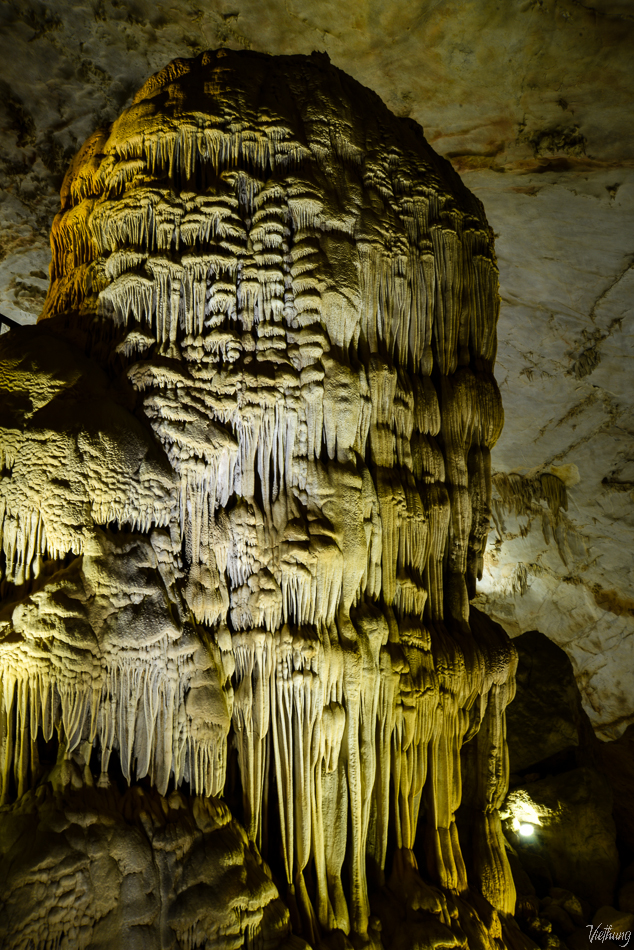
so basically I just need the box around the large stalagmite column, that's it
[0,49,519,950]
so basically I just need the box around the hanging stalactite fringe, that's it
[0,48,518,950]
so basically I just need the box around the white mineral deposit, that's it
[0,33,627,950]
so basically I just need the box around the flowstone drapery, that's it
[0,49,520,950]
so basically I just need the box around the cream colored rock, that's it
[3,0,633,743]
[472,169,634,739]
[0,49,519,949]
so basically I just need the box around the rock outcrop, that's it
[0,49,522,949]
[0,768,301,950]
[1,3,633,741]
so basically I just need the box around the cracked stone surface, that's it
[472,171,634,739]
[0,0,633,738]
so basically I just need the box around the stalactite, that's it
[0,530,231,803]
[0,48,520,950]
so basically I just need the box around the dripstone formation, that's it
[0,49,519,950]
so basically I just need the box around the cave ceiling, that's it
[0,0,633,740]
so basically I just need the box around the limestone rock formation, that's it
[0,49,520,948]
[498,628,633,950]
[2,2,634,743]
[599,725,634,858]
[491,645,617,950]
[0,769,301,950]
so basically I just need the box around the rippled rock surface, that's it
[0,50,521,949]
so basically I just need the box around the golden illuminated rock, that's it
[0,49,520,949]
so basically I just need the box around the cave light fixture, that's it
[502,789,553,838]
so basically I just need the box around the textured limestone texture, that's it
[0,49,526,949]
[3,0,633,742]
[507,767,618,910]
[0,764,297,950]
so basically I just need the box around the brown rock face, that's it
[505,630,589,774]
[0,773,297,950]
[0,50,520,948]
[600,725,634,858]
[506,768,618,910]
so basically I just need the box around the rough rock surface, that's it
[0,0,632,740]
[0,48,527,949]
[500,629,620,929]
[506,630,591,774]
[0,763,301,950]
[600,725,634,858]
[506,768,618,910]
